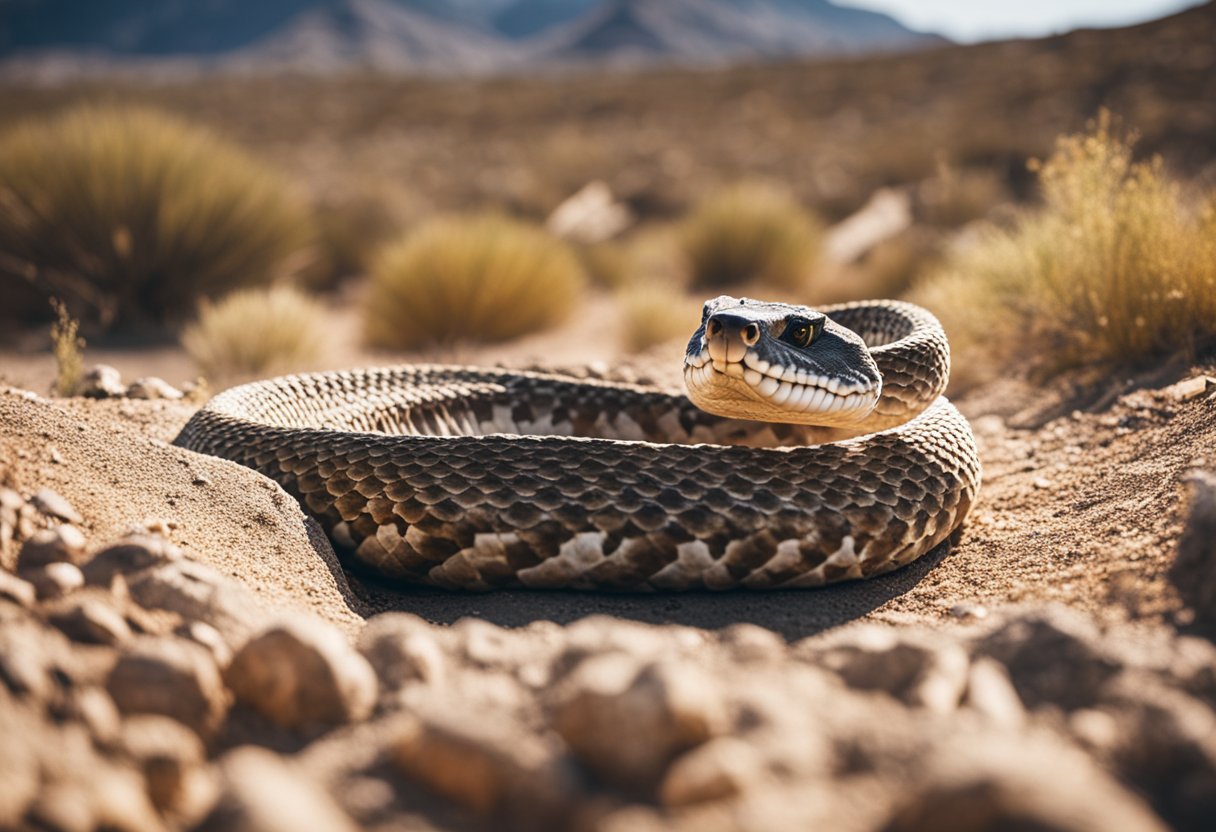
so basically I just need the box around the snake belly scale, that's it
[174,298,981,591]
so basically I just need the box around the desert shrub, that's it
[306,191,399,290]
[577,241,631,290]
[618,283,699,353]
[918,161,1008,227]
[365,214,585,349]
[49,299,84,397]
[0,105,313,329]
[182,286,327,382]
[679,183,822,291]
[912,115,1216,379]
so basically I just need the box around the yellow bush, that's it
[365,214,584,349]
[0,105,313,329]
[618,283,699,353]
[182,286,326,382]
[679,183,822,291]
[912,115,1216,378]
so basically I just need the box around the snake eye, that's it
[782,317,822,348]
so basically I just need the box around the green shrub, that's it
[365,214,584,349]
[679,183,822,291]
[912,114,1216,380]
[182,286,326,382]
[0,105,313,329]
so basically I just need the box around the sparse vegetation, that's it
[49,299,84,397]
[913,115,1216,381]
[577,242,632,290]
[679,183,822,291]
[0,105,314,329]
[617,283,699,353]
[365,214,585,349]
[182,286,327,382]
[306,191,399,290]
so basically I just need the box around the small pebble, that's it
[30,488,83,524]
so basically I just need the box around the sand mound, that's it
[0,387,363,634]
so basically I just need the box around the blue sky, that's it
[842,0,1203,42]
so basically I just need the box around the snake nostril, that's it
[707,319,723,337]
[742,323,760,345]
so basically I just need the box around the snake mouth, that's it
[684,348,879,423]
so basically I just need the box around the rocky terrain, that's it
[1,359,1215,831]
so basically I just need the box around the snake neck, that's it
[823,300,951,432]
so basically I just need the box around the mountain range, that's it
[0,0,945,75]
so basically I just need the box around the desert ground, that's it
[4,4,1216,831]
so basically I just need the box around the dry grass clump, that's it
[182,286,326,382]
[365,214,585,349]
[679,183,822,291]
[577,242,632,290]
[0,105,313,329]
[49,299,84,397]
[617,283,699,353]
[912,115,1216,380]
[306,191,399,290]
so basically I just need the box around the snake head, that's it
[683,295,882,427]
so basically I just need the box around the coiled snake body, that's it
[175,298,980,591]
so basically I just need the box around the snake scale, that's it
[174,297,981,591]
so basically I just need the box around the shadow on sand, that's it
[348,543,950,642]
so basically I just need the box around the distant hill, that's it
[0,0,943,76]
[546,0,941,66]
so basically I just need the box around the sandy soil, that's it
[3,348,1211,641]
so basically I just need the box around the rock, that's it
[963,657,1026,729]
[0,570,36,607]
[949,602,989,620]
[977,608,1122,710]
[82,534,182,587]
[394,711,575,823]
[0,618,72,699]
[126,377,184,401]
[1093,682,1216,830]
[881,736,1168,832]
[106,637,228,737]
[120,715,207,815]
[546,180,633,244]
[554,654,727,794]
[17,523,87,569]
[125,560,267,643]
[69,686,123,747]
[198,746,358,832]
[1164,375,1216,402]
[29,488,84,524]
[659,736,767,807]
[225,617,377,729]
[25,561,85,599]
[717,623,787,661]
[0,701,40,826]
[80,364,127,398]
[357,613,445,691]
[0,486,23,553]
[178,621,234,668]
[807,626,969,714]
[45,594,132,646]
[1172,470,1216,625]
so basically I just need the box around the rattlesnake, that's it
[174,297,980,590]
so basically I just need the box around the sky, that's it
[841,0,1204,43]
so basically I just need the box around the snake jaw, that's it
[684,354,880,427]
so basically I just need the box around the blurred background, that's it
[1,0,1214,394]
